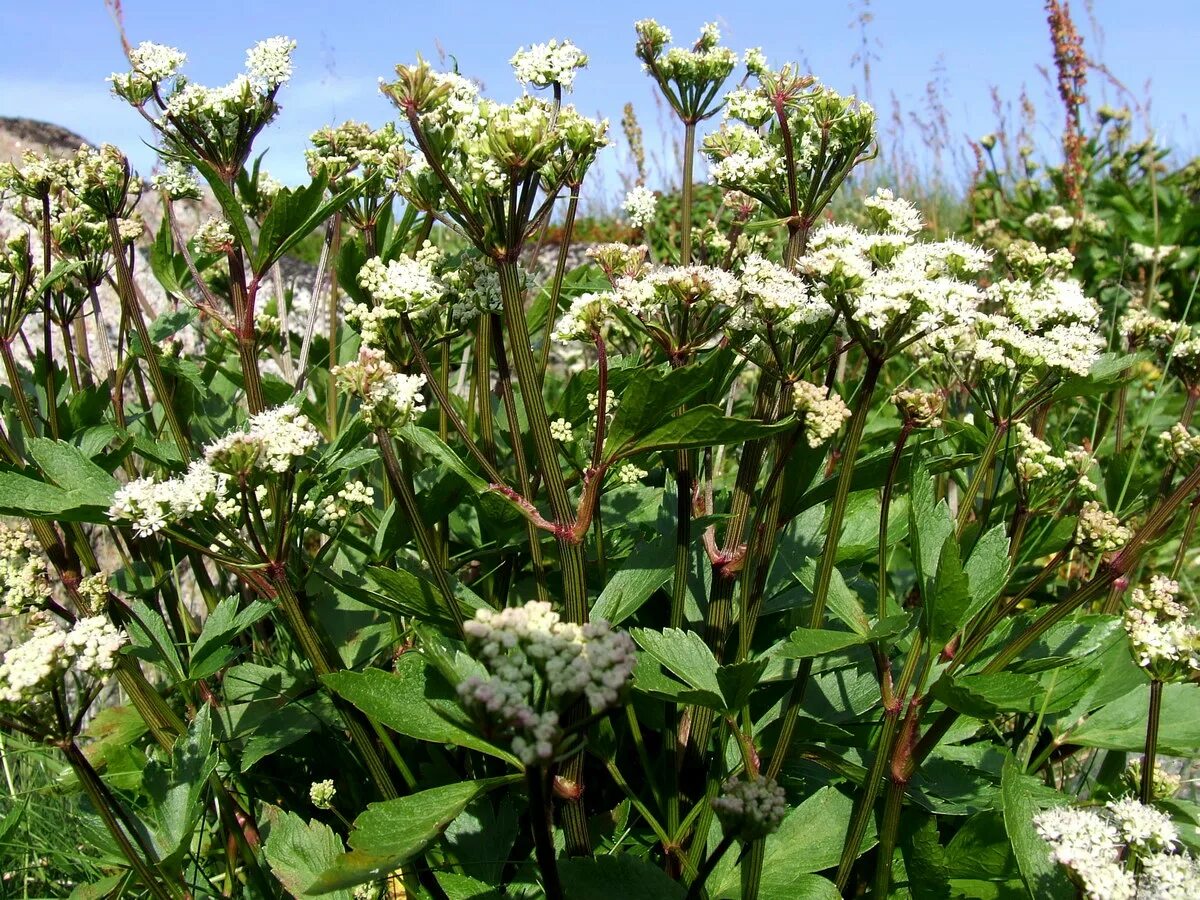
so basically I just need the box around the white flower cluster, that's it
[797,194,991,352]
[712,776,788,841]
[550,418,574,443]
[150,160,202,201]
[1124,575,1199,679]
[622,186,657,229]
[634,20,737,90]
[1121,308,1185,354]
[333,348,427,432]
[195,216,235,254]
[1157,424,1200,465]
[110,406,318,537]
[245,36,297,92]
[207,405,321,475]
[891,388,944,429]
[127,41,187,82]
[612,463,647,486]
[300,481,375,530]
[306,121,409,188]
[731,254,833,336]
[510,39,589,90]
[1131,243,1179,265]
[350,254,446,346]
[309,779,336,809]
[551,291,613,344]
[0,526,50,614]
[1075,500,1132,554]
[1122,758,1182,802]
[457,601,636,765]
[1014,422,1095,501]
[1024,205,1077,234]
[792,381,852,448]
[0,616,126,706]
[1034,800,1200,900]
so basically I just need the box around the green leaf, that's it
[141,706,216,863]
[603,351,735,458]
[908,461,953,596]
[28,438,118,511]
[1066,682,1200,754]
[125,599,186,680]
[263,807,352,900]
[34,258,84,297]
[322,655,518,764]
[963,525,1011,624]
[711,787,869,898]
[590,530,674,623]
[786,554,870,635]
[189,596,272,681]
[255,171,329,272]
[928,533,970,646]
[631,628,721,697]
[365,565,488,633]
[614,404,793,460]
[559,856,686,898]
[781,614,912,659]
[308,780,510,893]
[931,672,1042,718]
[1000,756,1072,898]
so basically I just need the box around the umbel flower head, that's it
[1123,575,1200,680]
[456,601,636,765]
[510,39,589,91]
[0,616,126,709]
[0,525,51,614]
[109,36,296,170]
[634,20,737,123]
[1033,799,1200,899]
[333,348,427,433]
[793,381,852,448]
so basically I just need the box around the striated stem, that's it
[680,123,696,265]
[527,767,565,900]
[1141,679,1164,805]
[767,358,882,781]
[105,217,191,459]
[537,188,581,373]
[685,833,735,900]
[956,419,1009,539]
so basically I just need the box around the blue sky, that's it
[3,1,1197,204]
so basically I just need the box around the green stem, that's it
[680,123,696,265]
[537,188,580,373]
[271,577,401,799]
[767,358,882,781]
[955,419,1009,539]
[878,425,912,622]
[496,259,591,857]
[872,777,906,897]
[1141,679,1164,805]
[375,428,466,636]
[64,742,176,900]
[106,217,191,460]
[527,768,565,900]
[475,314,497,465]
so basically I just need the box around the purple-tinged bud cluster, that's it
[457,601,636,766]
[711,775,788,841]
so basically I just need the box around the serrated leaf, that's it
[322,654,518,765]
[631,628,721,696]
[928,533,970,646]
[308,780,510,893]
[1000,756,1072,898]
[963,524,1010,624]
[263,807,352,900]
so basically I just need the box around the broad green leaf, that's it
[322,655,518,765]
[931,672,1042,718]
[786,555,871,636]
[141,706,216,863]
[711,787,870,898]
[928,533,970,646]
[189,596,271,681]
[908,461,953,596]
[1066,682,1200,754]
[308,779,511,893]
[614,404,793,460]
[631,628,721,696]
[590,530,674,623]
[782,614,912,659]
[254,172,329,272]
[187,153,254,254]
[27,438,118,512]
[1000,756,1071,898]
[124,599,186,680]
[559,856,686,898]
[963,524,1010,624]
[365,565,488,632]
[263,807,352,900]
